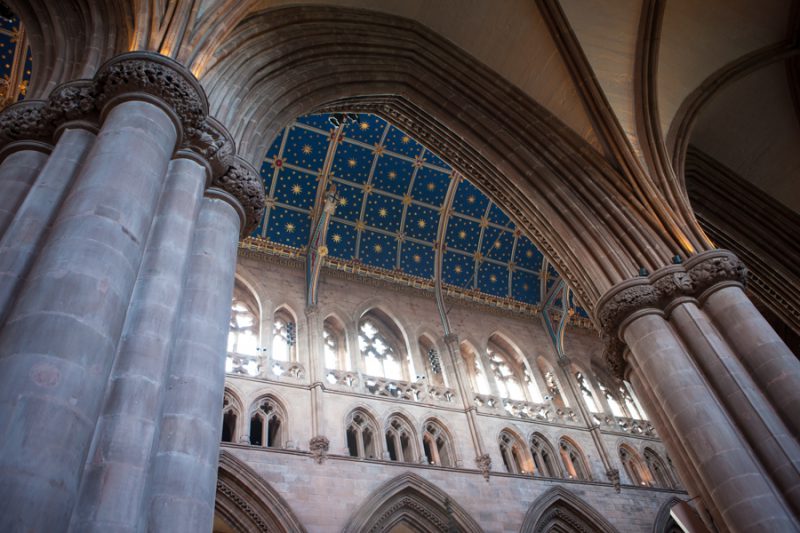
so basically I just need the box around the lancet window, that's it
[249,397,284,448]
[598,382,625,417]
[559,437,590,480]
[323,316,348,370]
[488,350,525,401]
[574,371,600,413]
[271,308,296,362]
[385,415,415,462]
[221,390,240,443]
[359,311,409,380]
[419,336,445,387]
[539,357,569,408]
[422,420,454,467]
[530,433,560,478]
[346,410,379,459]
[461,343,491,395]
[499,430,529,474]
[227,287,259,357]
[622,381,647,420]
[644,448,677,489]
[620,445,651,486]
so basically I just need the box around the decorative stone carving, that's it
[0,100,52,143]
[597,250,747,377]
[94,52,207,138]
[183,116,235,178]
[309,435,330,464]
[213,158,266,236]
[43,80,98,127]
[475,453,491,481]
[606,468,621,493]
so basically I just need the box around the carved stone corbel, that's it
[309,435,330,464]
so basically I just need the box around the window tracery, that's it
[227,299,259,357]
[498,430,530,474]
[530,433,560,478]
[419,336,445,387]
[619,445,651,486]
[359,311,410,380]
[384,415,415,462]
[622,381,647,420]
[249,397,284,448]
[271,308,296,362]
[346,410,379,459]
[598,381,625,418]
[221,391,240,443]
[488,350,525,401]
[644,448,677,489]
[422,420,454,467]
[323,316,348,370]
[541,364,569,408]
[574,371,600,413]
[559,438,590,480]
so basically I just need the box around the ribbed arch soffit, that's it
[341,472,482,533]
[520,486,619,533]
[216,450,307,533]
[202,5,712,311]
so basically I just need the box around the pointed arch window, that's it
[272,309,296,362]
[227,288,259,358]
[574,371,600,413]
[530,434,560,478]
[461,343,490,395]
[323,316,348,370]
[419,336,445,387]
[346,410,379,459]
[598,381,625,417]
[249,397,284,448]
[543,368,569,408]
[499,430,530,474]
[422,420,454,467]
[221,391,240,443]
[644,448,677,489]
[385,415,415,462]
[622,381,647,420]
[620,445,651,486]
[488,350,525,401]
[359,311,409,380]
[559,438,590,480]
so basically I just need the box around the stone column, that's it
[305,305,330,463]
[70,117,233,532]
[0,52,207,532]
[146,160,263,533]
[597,250,800,532]
[0,83,99,325]
[0,101,52,239]
[703,284,800,437]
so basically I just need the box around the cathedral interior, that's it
[0,1,798,532]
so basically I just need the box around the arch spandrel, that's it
[521,486,619,533]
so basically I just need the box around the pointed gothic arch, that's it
[215,451,306,533]
[520,486,619,533]
[342,472,482,533]
[652,497,685,533]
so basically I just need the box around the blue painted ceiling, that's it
[255,112,551,307]
[0,8,32,101]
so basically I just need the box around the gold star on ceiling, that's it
[413,254,421,263]
[388,171,397,179]
[426,182,435,191]
[291,184,302,194]
[467,195,476,204]
[363,184,374,194]
[378,207,388,217]
[302,144,312,154]
[355,220,366,231]
[338,197,348,206]
[285,223,296,233]
[493,240,502,249]
[417,219,426,229]
[401,135,411,144]
[489,274,497,282]
[458,230,467,239]
[360,122,370,130]
[347,159,357,167]
[454,265,463,273]
[372,144,385,156]
[479,217,489,228]
[525,249,533,258]
[402,195,413,206]
[523,283,529,290]
[332,234,342,243]
[373,244,383,253]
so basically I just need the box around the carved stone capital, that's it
[606,468,621,493]
[212,157,265,236]
[0,100,53,144]
[598,250,747,378]
[182,116,235,178]
[309,435,330,464]
[475,453,491,482]
[43,80,98,130]
[94,52,208,139]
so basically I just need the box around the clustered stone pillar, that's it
[0,52,264,533]
[597,250,800,532]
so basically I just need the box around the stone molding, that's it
[596,250,747,377]
[94,52,207,138]
[520,486,619,533]
[0,100,52,145]
[212,157,265,236]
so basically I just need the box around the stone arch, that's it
[652,496,685,533]
[215,450,306,533]
[520,486,619,533]
[201,5,706,314]
[342,472,481,533]
[421,417,458,468]
[247,393,288,448]
[358,307,415,380]
[221,387,244,444]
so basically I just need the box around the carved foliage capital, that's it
[213,158,266,235]
[94,53,207,136]
[0,101,52,143]
[182,117,235,177]
[43,80,98,126]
